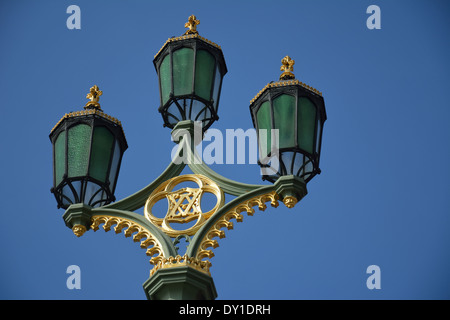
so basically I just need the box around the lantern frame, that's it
[153,33,227,132]
[249,79,327,183]
[49,109,127,209]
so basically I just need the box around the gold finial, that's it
[184,15,200,35]
[280,56,295,80]
[283,196,298,208]
[72,224,87,237]
[85,85,103,110]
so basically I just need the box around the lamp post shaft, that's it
[143,267,217,300]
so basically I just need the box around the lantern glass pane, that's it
[204,107,211,120]
[167,103,183,122]
[182,98,193,120]
[194,50,215,101]
[71,180,82,202]
[281,151,295,175]
[305,159,313,174]
[62,184,73,206]
[316,118,322,154]
[89,126,114,183]
[293,152,304,176]
[297,97,316,154]
[91,189,106,208]
[108,140,121,190]
[160,54,171,105]
[256,101,272,158]
[192,99,206,121]
[303,159,314,181]
[273,94,296,149]
[173,48,194,96]
[68,124,91,178]
[167,115,178,127]
[212,65,221,111]
[84,181,102,207]
[54,131,66,186]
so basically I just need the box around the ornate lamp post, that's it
[50,15,326,300]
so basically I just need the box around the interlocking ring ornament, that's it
[144,174,224,237]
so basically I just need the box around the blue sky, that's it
[0,0,449,299]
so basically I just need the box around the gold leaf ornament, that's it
[144,175,224,237]
[184,15,200,35]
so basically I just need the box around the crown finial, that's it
[184,15,200,35]
[85,85,103,110]
[280,56,295,80]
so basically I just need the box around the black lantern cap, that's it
[249,56,327,183]
[49,85,128,209]
[153,15,227,132]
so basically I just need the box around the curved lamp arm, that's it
[174,120,266,196]
[186,184,278,260]
[166,121,307,260]
[99,139,187,212]
[187,147,264,196]
[63,139,188,263]
[91,208,178,261]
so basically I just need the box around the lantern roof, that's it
[50,85,126,142]
[250,56,323,105]
[153,15,224,61]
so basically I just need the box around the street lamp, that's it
[153,15,227,132]
[249,55,327,184]
[50,15,326,300]
[50,85,128,210]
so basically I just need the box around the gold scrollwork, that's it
[144,174,224,238]
[195,191,279,261]
[90,215,164,266]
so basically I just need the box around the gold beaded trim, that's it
[250,79,323,105]
[150,254,212,277]
[50,109,125,138]
[154,33,222,60]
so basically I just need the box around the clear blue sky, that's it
[0,0,449,300]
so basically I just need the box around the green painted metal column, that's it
[143,267,217,300]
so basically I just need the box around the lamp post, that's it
[50,15,326,300]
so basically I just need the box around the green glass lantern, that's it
[49,85,128,209]
[153,15,227,132]
[249,56,327,183]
